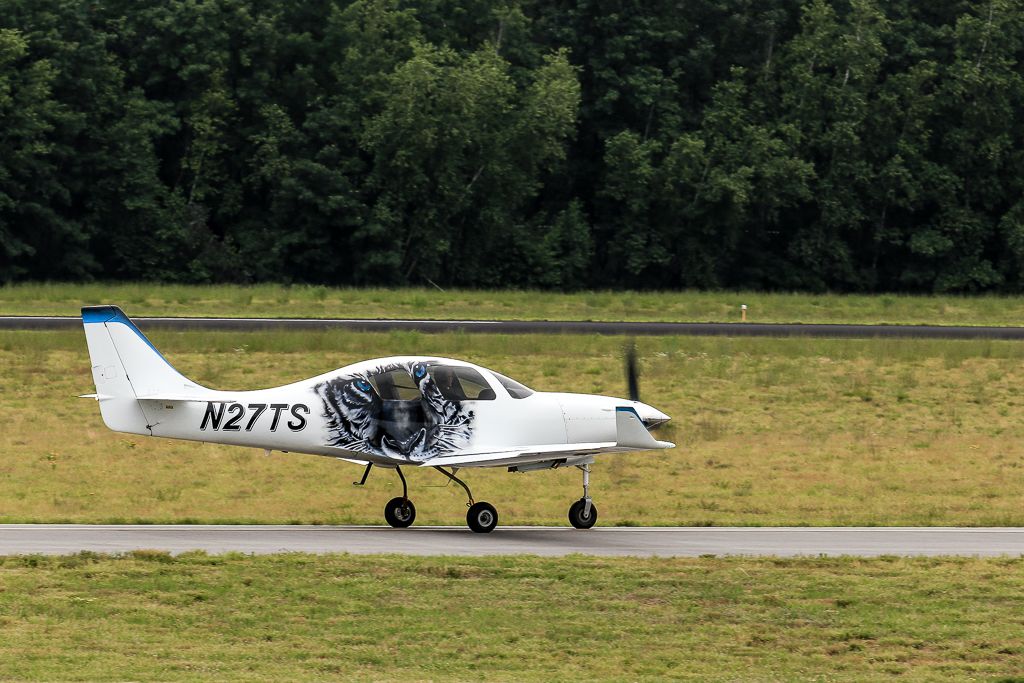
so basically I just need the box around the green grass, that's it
[7,281,1024,325]
[4,329,1024,526]
[0,553,1020,680]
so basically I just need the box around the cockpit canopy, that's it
[366,362,534,402]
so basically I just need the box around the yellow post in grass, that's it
[741,304,747,322]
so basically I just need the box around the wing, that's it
[423,442,618,468]
[426,406,675,468]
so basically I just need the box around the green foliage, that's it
[2,0,1024,292]
[0,26,67,281]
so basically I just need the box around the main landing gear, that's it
[382,465,416,528]
[359,463,498,533]
[567,463,598,529]
[434,466,498,533]
[356,463,417,528]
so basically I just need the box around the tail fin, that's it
[82,305,210,434]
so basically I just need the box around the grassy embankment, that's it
[0,552,1021,681]
[3,328,1024,526]
[7,282,1024,325]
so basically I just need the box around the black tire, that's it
[384,497,416,528]
[466,501,498,533]
[568,498,598,529]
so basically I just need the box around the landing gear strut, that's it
[383,465,416,528]
[568,463,597,529]
[434,466,498,533]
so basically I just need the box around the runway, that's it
[5,315,1024,338]
[0,525,1021,557]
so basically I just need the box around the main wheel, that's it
[384,497,416,528]
[466,501,498,533]
[568,498,597,529]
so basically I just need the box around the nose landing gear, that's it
[568,463,597,529]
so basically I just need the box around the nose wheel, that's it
[568,463,597,529]
[568,498,597,529]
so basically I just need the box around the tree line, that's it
[1,0,1023,292]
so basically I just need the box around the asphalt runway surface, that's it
[7,314,1024,339]
[1,525,1021,557]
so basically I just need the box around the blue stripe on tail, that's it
[81,305,171,365]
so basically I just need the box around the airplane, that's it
[80,305,674,533]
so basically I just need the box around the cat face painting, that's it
[314,361,475,461]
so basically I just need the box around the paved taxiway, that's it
[6,315,1024,339]
[0,525,1021,557]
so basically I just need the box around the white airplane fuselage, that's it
[96,354,671,466]
[82,305,674,531]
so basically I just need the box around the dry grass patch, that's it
[1,330,1023,525]
[0,553,1020,681]
[6,282,1024,325]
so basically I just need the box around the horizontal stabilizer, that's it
[136,393,212,403]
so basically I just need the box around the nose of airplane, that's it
[633,402,670,429]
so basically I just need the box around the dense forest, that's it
[1,0,1022,291]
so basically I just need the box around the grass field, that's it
[0,552,1020,681]
[7,282,1024,325]
[3,328,1024,526]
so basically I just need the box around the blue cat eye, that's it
[413,364,427,379]
[355,379,372,391]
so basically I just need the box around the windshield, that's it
[429,365,496,401]
[491,372,534,399]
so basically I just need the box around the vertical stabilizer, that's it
[82,306,210,434]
